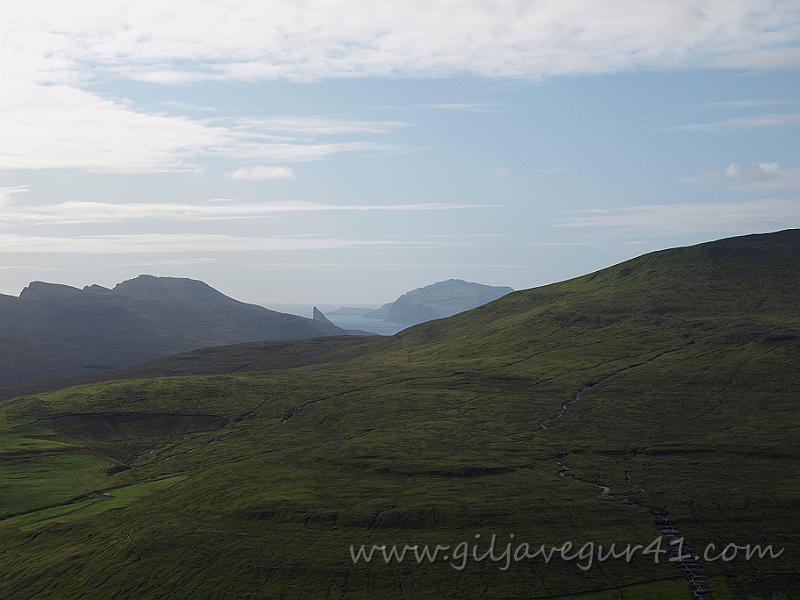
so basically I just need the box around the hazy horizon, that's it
[2,229,795,306]
[2,2,799,303]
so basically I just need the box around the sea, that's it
[264,304,407,336]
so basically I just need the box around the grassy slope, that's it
[0,336,385,403]
[0,230,798,599]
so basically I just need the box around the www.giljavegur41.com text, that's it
[350,534,784,571]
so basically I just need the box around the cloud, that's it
[0,82,237,172]
[113,257,220,266]
[557,199,800,234]
[713,47,800,70]
[522,241,596,247]
[703,99,792,109]
[0,233,469,254]
[3,2,798,173]
[0,265,63,271]
[0,190,498,225]
[0,79,400,171]
[392,102,506,112]
[0,21,403,172]
[532,168,573,174]
[426,103,504,112]
[6,1,798,84]
[699,162,800,191]
[161,100,215,112]
[227,141,398,163]
[382,233,507,240]
[676,113,800,131]
[226,166,296,181]
[228,117,406,136]
[0,186,30,205]
[3,2,799,174]
[248,262,528,270]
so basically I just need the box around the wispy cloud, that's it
[161,100,215,112]
[521,241,596,247]
[0,233,470,254]
[228,141,398,163]
[0,34,404,172]
[0,185,30,205]
[532,168,573,174]
[228,117,406,136]
[520,235,648,247]
[0,265,64,271]
[693,163,800,191]
[226,166,295,181]
[112,257,220,267]
[389,102,506,113]
[0,81,402,171]
[676,113,800,132]
[0,190,498,225]
[702,99,793,109]
[248,262,529,270]
[558,199,800,234]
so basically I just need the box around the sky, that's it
[1,1,799,304]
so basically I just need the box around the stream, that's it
[542,348,713,599]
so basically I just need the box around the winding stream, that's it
[543,348,713,599]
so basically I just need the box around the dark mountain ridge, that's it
[0,275,347,382]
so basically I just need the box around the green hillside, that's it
[0,230,798,599]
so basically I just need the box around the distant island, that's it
[331,279,513,326]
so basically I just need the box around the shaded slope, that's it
[109,335,387,380]
[0,275,347,382]
[0,336,387,402]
